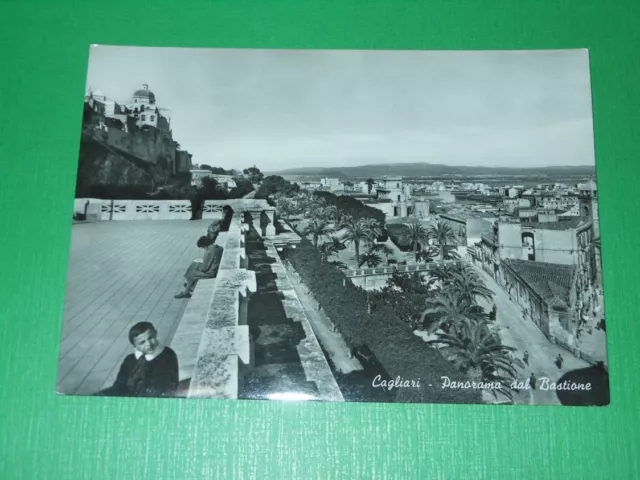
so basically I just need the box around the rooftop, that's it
[522,218,590,231]
[481,232,497,244]
[502,259,576,309]
[440,210,496,221]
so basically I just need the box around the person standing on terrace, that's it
[175,220,224,299]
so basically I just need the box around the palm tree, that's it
[426,322,523,400]
[366,178,375,196]
[426,263,455,291]
[420,289,488,335]
[450,268,494,305]
[416,246,438,263]
[401,223,430,261]
[319,205,339,224]
[359,250,383,268]
[302,219,334,247]
[371,243,394,263]
[362,217,383,239]
[328,260,348,270]
[429,221,457,261]
[318,236,345,263]
[340,216,374,268]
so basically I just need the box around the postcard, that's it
[57,46,609,406]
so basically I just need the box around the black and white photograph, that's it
[57,46,609,405]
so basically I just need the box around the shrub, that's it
[255,175,300,199]
[386,224,412,251]
[227,178,254,198]
[288,236,481,404]
[83,184,153,200]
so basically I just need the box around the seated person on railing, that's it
[95,322,179,398]
[175,220,224,299]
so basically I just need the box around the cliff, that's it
[75,104,188,196]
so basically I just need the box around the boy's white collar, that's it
[134,346,164,361]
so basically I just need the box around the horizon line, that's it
[264,162,596,173]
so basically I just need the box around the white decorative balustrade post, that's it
[265,208,276,236]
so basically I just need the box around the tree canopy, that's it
[243,166,265,183]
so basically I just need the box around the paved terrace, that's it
[57,220,211,395]
[59,202,340,400]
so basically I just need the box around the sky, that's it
[85,46,595,171]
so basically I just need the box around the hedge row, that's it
[288,236,481,404]
[313,191,386,224]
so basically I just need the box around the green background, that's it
[1,0,639,478]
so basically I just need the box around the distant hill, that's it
[266,162,595,179]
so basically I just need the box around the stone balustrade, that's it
[170,213,256,399]
[345,259,461,277]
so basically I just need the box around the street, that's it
[473,265,590,405]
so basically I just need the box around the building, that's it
[537,209,559,223]
[190,170,213,186]
[497,218,596,281]
[190,171,237,189]
[518,208,537,221]
[411,198,431,218]
[507,187,521,198]
[439,211,494,247]
[320,178,342,191]
[577,179,597,198]
[502,198,523,214]
[479,231,499,277]
[375,176,409,217]
[541,195,579,211]
[500,259,578,347]
[85,89,130,132]
[123,84,172,135]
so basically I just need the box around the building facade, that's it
[375,176,409,217]
[500,259,578,347]
[497,218,596,282]
[439,212,494,247]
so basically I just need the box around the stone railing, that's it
[344,259,461,278]
[170,213,257,398]
[98,199,216,221]
[93,199,279,229]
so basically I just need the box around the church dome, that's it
[133,84,156,103]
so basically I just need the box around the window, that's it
[397,195,401,201]
[396,183,400,188]
[141,115,146,121]
[150,115,155,121]
[134,99,137,102]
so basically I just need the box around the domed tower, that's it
[127,84,160,129]
[132,84,156,105]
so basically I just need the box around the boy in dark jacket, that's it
[96,322,179,397]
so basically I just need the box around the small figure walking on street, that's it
[523,350,529,366]
[529,372,537,390]
[555,354,564,369]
